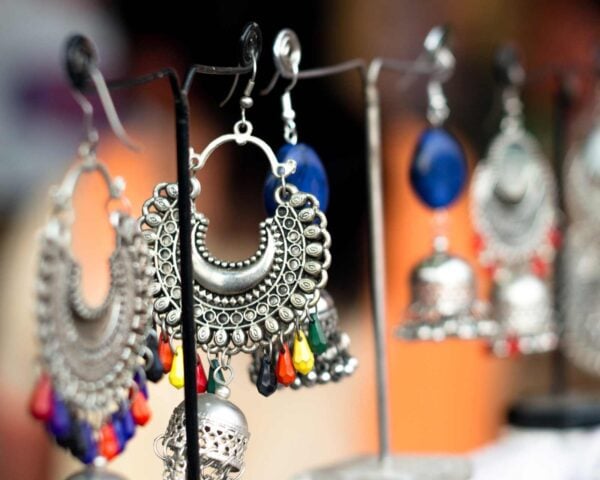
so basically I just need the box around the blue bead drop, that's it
[134,368,149,399]
[111,414,126,454]
[48,394,72,440]
[264,143,329,216]
[78,421,98,465]
[409,128,467,209]
[120,406,136,441]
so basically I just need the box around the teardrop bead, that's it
[133,369,149,399]
[307,313,328,355]
[168,345,185,389]
[130,390,152,426]
[159,335,174,373]
[207,359,222,394]
[48,394,72,441]
[264,143,329,216]
[256,354,278,397]
[144,332,163,383]
[77,421,97,465]
[99,424,119,461]
[293,331,315,375]
[196,357,208,394]
[120,406,136,441]
[29,374,54,421]
[409,128,467,209]
[110,413,126,454]
[276,343,296,386]
[68,420,88,460]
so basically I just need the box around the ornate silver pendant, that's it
[471,128,557,267]
[563,223,600,375]
[139,127,331,356]
[489,272,557,356]
[564,124,600,222]
[248,290,357,388]
[396,249,494,341]
[155,391,250,480]
[37,208,151,422]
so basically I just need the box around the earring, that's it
[250,29,356,391]
[471,47,558,356]
[29,65,152,478]
[396,31,492,342]
[563,85,600,373]
[141,56,331,479]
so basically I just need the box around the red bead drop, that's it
[507,336,520,357]
[276,344,296,386]
[99,423,119,461]
[29,374,54,422]
[531,255,549,278]
[548,227,562,249]
[159,335,174,373]
[196,357,208,393]
[131,390,151,426]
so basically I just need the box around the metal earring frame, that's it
[34,45,151,463]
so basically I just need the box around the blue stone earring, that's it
[263,30,329,216]
[396,32,493,342]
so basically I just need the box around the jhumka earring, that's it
[471,46,559,356]
[249,29,357,390]
[396,29,492,342]
[140,53,332,479]
[29,39,152,480]
[563,82,600,373]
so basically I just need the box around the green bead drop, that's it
[307,313,328,355]
[207,359,224,394]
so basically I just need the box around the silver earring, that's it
[471,49,558,356]
[142,57,332,480]
[396,30,492,342]
[29,61,152,478]
[249,29,356,390]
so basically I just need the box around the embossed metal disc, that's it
[139,181,331,355]
[471,128,556,265]
[37,214,150,415]
[563,223,600,375]
[565,125,600,222]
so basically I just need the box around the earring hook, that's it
[65,34,140,153]
[261,29,302,96]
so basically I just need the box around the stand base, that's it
[293,454,471,480]
[65,467,126,480]
[508,392,600,429]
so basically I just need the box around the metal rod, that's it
[366,59,391,462]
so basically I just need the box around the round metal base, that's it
[508,392,600,429]
[65,467,127,480]
[293,454,471,480]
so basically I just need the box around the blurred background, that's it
[1,0,600,479]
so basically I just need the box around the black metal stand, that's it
[64,24,261,480]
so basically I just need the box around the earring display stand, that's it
[505,60,600,429]
[65,24,261,480]
[285,26,470,480]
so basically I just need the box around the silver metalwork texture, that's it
[490,272,558,357]
[65,468,126,480]
[563,223,600,375]
[564,124,600,222]
[397,250,495,341]
[248,290,358,388]
[156,392,250,480]
[471,127,556,267]
[37,210,150,424]
[139,126,331,355]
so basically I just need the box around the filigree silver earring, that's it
[29,56,152,480]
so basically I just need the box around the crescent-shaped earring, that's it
[250,28,356,391]
[29,54,153,479]
[143,54,332,480]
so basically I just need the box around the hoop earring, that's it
[29,64,152,477]
[142,58,331,479]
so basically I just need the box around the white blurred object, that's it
[0,0,126,214]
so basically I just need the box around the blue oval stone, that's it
[264,143,329,216]
[47,394,72,440]
[409,128,467,209]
